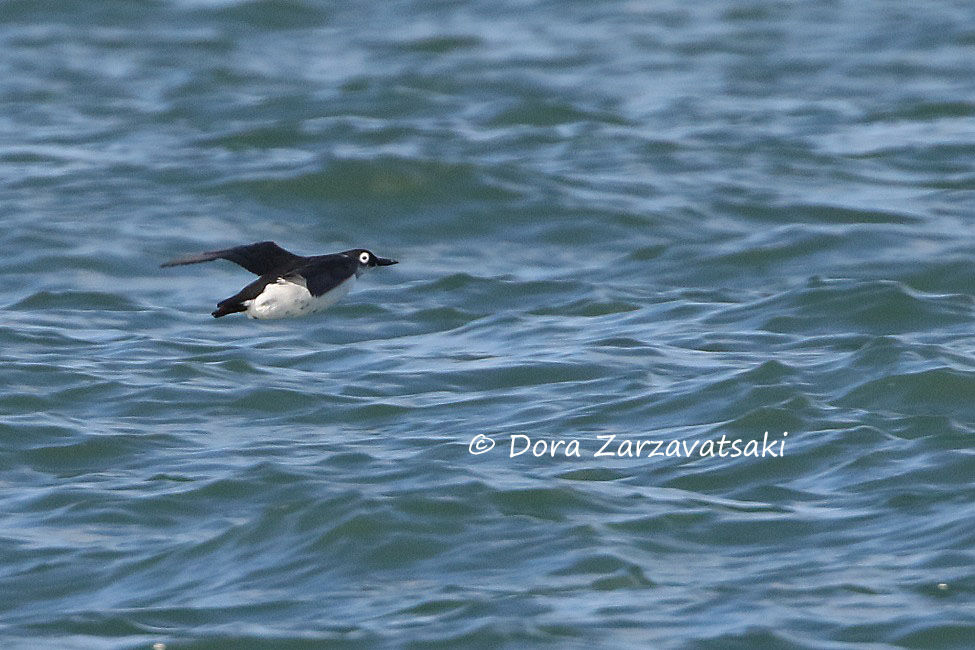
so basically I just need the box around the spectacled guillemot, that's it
[162,241,398,319]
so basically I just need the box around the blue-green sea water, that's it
[2,1,974,648]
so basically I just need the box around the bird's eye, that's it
[359,252,371,264]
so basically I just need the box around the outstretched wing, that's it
[161,241,303,276]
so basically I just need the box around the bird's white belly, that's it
[243,276,354,319]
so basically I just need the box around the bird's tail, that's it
[212,300,246,318]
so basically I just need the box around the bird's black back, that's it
[298,254,359,297]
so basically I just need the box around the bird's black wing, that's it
[161,241,303,276]
[299,255,358,297]
[211,273,279,317]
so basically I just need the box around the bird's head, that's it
[344,249,398,272]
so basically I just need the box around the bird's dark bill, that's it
[376,257,398,266]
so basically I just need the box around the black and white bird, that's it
[162,241,398,319]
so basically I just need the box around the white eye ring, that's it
[359,252,370,264]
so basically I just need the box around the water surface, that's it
[1,1,974,648]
